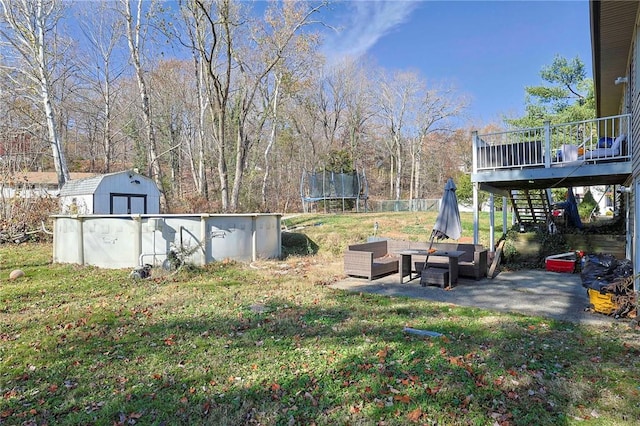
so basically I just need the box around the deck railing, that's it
[472,114,632,172]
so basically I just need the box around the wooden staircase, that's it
[509,189,552,225]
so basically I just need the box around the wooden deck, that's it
[471,115,632,193]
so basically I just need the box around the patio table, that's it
[399,250,465,288]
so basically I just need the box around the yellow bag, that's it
[587,288,617,315]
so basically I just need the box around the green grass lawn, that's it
[1,214,639,425]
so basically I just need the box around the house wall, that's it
[631,18,640,263]
[60,194,93,214]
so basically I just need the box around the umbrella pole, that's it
[422,233,435,273]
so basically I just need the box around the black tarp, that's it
[580,254,633,292]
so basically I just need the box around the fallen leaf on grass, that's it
[304,391,318,406]
[393,394,411,403]
[85,401,104,413]
[425,386,441,395]
[461,395,472,408]
[407,407,423,422]
[475,377,486,388]
[377,346,389,362]
[115,412,143,426]
[4,389,18,399]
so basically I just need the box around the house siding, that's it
[631,23,640,262]
[633,30,640,180]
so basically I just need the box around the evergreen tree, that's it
[578,189,599,220]
[506,55,595,128]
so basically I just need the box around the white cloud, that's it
[322,0,419,65]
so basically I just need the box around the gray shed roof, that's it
[59,170,150,196]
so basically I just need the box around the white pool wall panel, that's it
[52,214,281,269]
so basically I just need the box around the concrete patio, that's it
[331,269,625,326]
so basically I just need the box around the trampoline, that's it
[300,170,369,213]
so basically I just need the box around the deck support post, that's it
[471,131,478,174]
[544,121,551,168]
[473,182,479,244]
[503,196,508,236]
[489,193,495,252]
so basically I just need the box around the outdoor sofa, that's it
[410,242,488,280]
[344,239,488,281]
[343,240,410,281]
[555,134,627,164]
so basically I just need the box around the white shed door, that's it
[111,194,147,214]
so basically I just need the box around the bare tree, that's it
[0,0,70,187]
[183,0,235,211]
[411,83,468,200]
[149,59,195,203]
[120,0,166,209]
[230,1,324,212]
[76,1,128,173]
[187,0,324,212]
[377,70,421,200]
[336,57,377,165]
[256,1,322,211]
[178,0,211,198]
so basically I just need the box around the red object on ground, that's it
[545,252,577,273]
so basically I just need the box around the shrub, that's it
[0,195,58,243]
[578,189,599,219]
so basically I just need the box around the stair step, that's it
[509,189,551,224]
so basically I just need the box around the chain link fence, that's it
[367,199,440,212]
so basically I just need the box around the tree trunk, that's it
[230,119,249,212]
[195,59,208,197]
[41,71,70,187]
[102,84,112,173]
[395,147,402,200]
[123,0,166,210]
[261,74,281,210]
[0,0,72,187]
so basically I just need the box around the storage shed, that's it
[59,170,161,214]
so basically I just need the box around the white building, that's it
[59,170,161,214]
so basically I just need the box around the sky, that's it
[319,0,593,125]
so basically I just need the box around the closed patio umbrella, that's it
[423,178,462,273]
[431,178,462,242]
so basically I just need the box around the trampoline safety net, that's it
[300,170,368,213]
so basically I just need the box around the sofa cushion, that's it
[348,241,388,259]
[387,239,411,255]
[456,244,476,263]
